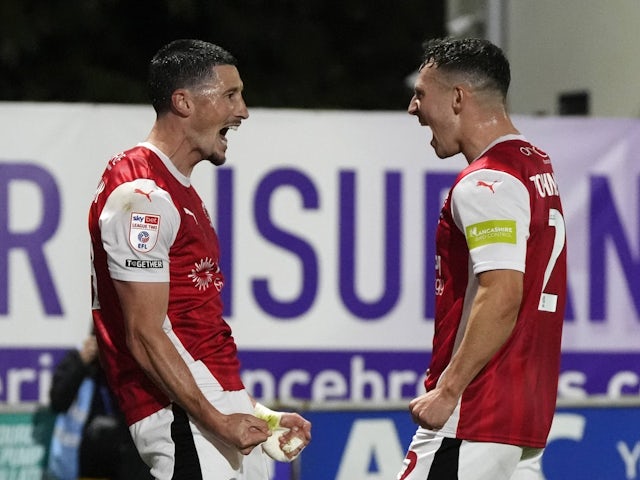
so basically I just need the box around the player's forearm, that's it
[127,328,273,454]
[127,328,224,428]
[440,313,515,398]
[439,270,522,398]
[113,279,225,430]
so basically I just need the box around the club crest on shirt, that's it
[129,213,160,252]
[188,257,222,291]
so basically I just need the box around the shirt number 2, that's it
[538,208,565,312]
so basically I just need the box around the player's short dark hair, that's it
[148,39,238,114]
[419,37,510,98]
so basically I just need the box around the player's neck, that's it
[461,112,518,164]
[146,123,199,177]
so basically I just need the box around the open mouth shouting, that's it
[219,124,239,146]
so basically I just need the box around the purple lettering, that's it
[339,171,401,319]
[0,163,62,315]
[589,175,640,321]
[252,168,319,318]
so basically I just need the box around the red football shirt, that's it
[89,143,243,425]
[427,135,567,448]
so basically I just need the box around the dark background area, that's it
[0,0,445,110]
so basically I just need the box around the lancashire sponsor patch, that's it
[129,212,160,252]
[466,219,517,249]
[125,259,164,269]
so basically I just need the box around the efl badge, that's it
[129,213,160,252]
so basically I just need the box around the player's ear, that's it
[171,89,192,117]
[452,85,464,114]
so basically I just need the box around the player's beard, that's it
[207,153,227,166]
[207,132,228,166]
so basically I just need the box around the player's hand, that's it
[218,413,271,455]
[409,388,458,430]
[278,412,312,459]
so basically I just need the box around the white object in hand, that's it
[254,403,304,462]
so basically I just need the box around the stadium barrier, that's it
[1,396,638,480]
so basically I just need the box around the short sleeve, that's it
[451,169,530,275]
[99,179,180,282]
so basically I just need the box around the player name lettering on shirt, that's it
[529,172,559,198]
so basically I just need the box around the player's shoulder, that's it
[489,138,552,172]
[98,146,168,198]
[454,168,525,202]
[98,178,178,227]
[470,140,551,185]
[99,146,173,208]
[106,145,154,174]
